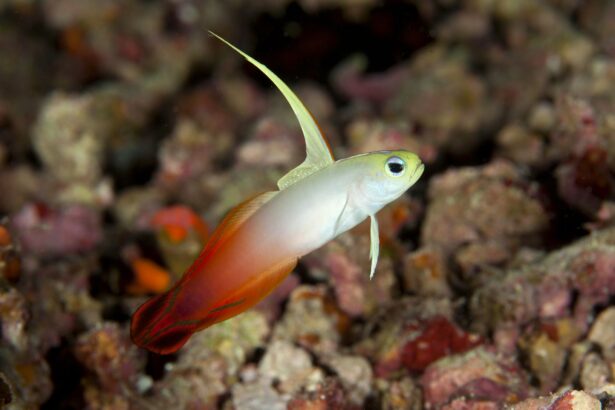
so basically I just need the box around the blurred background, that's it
[0,0,614,409]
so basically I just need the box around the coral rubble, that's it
[0,0,614,408]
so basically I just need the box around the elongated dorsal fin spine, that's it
[209,31,334,190]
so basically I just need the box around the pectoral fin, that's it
[209,32,334,190]
[369,215,380,279]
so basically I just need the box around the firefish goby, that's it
[130,32,425,354]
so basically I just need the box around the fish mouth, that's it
[408,163,424,187]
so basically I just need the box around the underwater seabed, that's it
[0,0,614,408]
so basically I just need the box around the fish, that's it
[130,32,425,354]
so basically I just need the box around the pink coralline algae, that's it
[384,46,489,155]
[74,322,145,405]
[422,160,548,275]
[471,226,615,337]
[155,118,231,205]
[19,258,102,353]
[10,203,102,256]
[332,56,409,104]
[401,316,483,373]
[552,97,615,217]
[420,347,528,409]
[237,118,303,169]
[305,231,396,318]
[354,298,454,379]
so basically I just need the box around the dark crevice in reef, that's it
[145,351,177,381]
[248,0,433,87]
[41,342,86,410]
[535,166,590,250]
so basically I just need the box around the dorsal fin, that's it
[209,32,335,190]
[204,191,277,254]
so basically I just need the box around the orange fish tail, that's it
[130,192,298,355]
[130,285,196,354]
[130,258,298,354]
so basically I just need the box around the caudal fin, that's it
[130,286,196,355]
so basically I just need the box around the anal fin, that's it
[196,257,298,329]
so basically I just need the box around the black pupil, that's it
[388,162,404,174]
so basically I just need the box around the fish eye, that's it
[385,156,406,177]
